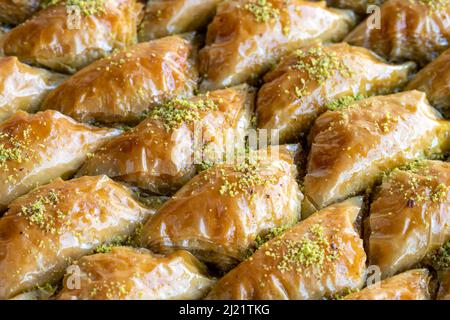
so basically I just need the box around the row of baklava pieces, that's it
[2,156,449,300]
[0,0,448,300]
[0,31,449,218]
[0,0,449,137]
[0,92,448,300]
[0,0,449,89]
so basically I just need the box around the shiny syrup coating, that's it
[368,160,450,277]
[205,197,366,300]
[139,0,221,41]
[0,57,66,122]
[345,0,450,66]
[407,48,450,116]
[141,146,303,271]
[77,85,254,195]
[2,0,143,73]
[0,175,155,299]
[257,42,415,143]
[304,91,450,214]
[344,269,431,300]
[41,35,199,124]
[0,110,120,211]
[199,0,356,90]
[57,246,215,300]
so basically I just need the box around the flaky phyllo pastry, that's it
[0,110,120,211]
[0,0,450,301]
[77,85,254,195]
[199,0,356,90]
[303,91,450,214]
[367,160,450,277]
[1,0,143,73]
[140,146,303,271]
[345,0,450,66]
[41,35,199,124]
[0,175,155,299]
[256,42,415,142]
[205,197,366,299]
[139,0,222,41]
[57,247,215,300]
[407,48,450,117]
[0,57,66,122]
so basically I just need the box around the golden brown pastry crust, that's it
[2,0,142,73]
[57,247,215,300]
[41,35,199,124]
[367,160,450,277]
[0,0,40,25]
[139,0,221,41]
[199,0,356,90]
[0,175,154,299]
[326,0,385,14]
[345,0,450,66]
[437,269,450,300]
[406,48,450,116]
[344,269,431,300]
[256,42,415,143]
[141,146,303,271]
[0,110,120,211]
[77,85,254,195]
[205,197,366,300]
[0,56,66,122]
[304,91,450,214]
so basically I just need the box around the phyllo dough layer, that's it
[0,175,154,299]
[57,246,215,300]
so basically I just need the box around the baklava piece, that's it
[41,35,199,124]
[205,197,366,300]
[345,0,450,66]
[257,42,415,143]
[140,146,303,271]
[139,0,221,41]
[57,247,214,300]
[0,110,120,211]
[368,160,450,277]
[303,91,450,214]
[77,85,254,195]
[406,48,450,117]
[0,175,154,299]
[199,0,356,90]
[2,0,142,73]
[0,56,66,122]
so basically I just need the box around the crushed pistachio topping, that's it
[42,0,105,16]
[217,160,277,198]
[18,190,65,234]
[385,162,449,206]
[324,94,365,111]
[36,282,58,296]
[244,0,280,23]
[94,226,143,253]
[247,225,290,257]
[291,45,353,98]
[143,96,218,131]
[264,224,340,274]
[96,48,136,72]
[0,130,32,168]
[428,241,450,270]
